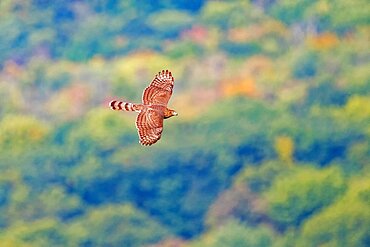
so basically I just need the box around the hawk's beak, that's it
[173,111,178,116]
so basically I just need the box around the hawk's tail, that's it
[109,100,143,112]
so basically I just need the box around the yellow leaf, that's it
[275,136,294,166]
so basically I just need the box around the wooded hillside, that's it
[0,1,369,246]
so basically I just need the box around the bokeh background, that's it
[0,1,369,246]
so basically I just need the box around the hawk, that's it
[109,70,178,146]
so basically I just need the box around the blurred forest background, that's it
[0,0,369,246]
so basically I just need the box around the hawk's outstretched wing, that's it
[142,70,174,106]
[135,108,164,146]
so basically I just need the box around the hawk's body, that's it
[110,70,177,146]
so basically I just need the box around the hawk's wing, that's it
[135,108,164,146]
[142,70,174,106]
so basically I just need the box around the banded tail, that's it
[109,100,143,112]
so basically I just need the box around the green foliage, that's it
[0,219,72,247]
[305,80,348,106]
[200,1,249,29]
[0,82,24,115]
[37,186,83,220]
[264,166,346,227]
[298,178,370,247]
[235,161,288,193]
[165,40,204,59]
[201,1,235,28]
[147,10,194,37]
[292,51,318,79]
[21,58,72,92]
[66,108,136,152]
[220,40,261,57]
[0,115,49,153]
[327,0,370,32]
[67,204,170,247]
[344,140,370,173]
[343,64,370,96]
[63,15,127,61]
[191,220,275,247]
[270,0,313,25]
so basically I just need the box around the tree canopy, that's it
[0,0,369,246]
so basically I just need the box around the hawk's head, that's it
[164,108,178,119]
